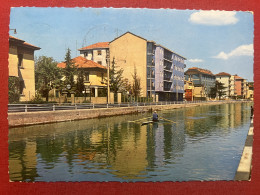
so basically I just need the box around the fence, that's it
[8,100,252,113]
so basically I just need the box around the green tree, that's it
[209,81,226,99]
[131,66,141,98]
[63,48,76,87]
[8,76,20,103]
[109,57,124,94]
[35,56,62,101]
[75,69,85,96]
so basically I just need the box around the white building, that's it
[78,42,109,67]
[215,72,235,99]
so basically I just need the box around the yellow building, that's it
[109,32,148,97]
[9,36,41,101]
[57,56,107,98]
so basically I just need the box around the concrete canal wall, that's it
[8,101,250,127]
[234,116,254,181]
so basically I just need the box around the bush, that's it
[82,99,91,103]
[8,77,20,103]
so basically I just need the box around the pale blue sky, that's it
[10,8,254,81]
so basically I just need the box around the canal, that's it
[9,102,253,182]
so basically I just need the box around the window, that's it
[85,72,90,82]
[97,61,102,65]
[18,54,23,67]
[84,52,88,57]
[98,50,102,55]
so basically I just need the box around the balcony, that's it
[164,87,171,91]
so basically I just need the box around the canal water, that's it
[9,102,253,182]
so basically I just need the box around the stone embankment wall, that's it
[8,101,249,127]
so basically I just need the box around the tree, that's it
[209,81,226,99]
[75,69,85,96]
[8,76,20,103]
[35,56,62,101]
[131,66,141,98]
[109,57,124,94]
[63,48,76,86]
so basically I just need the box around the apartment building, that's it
[234,75,248,98]
[78,42,109,67]
[8,36,41,101]
[215,72,235,99]
[185,67,215,99]
[109,32,186,101]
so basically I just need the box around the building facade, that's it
[215,72,236,99]
[57,56,107,98]
[109,32,186,101]
[78,42,109,67]
[8,36,40,101]
[234,75,248,98]
[185,67,215,99]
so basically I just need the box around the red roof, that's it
[9,35,41,50]
[78,42,109,50]
[57,56,107,70]
[234,75,244,80]
[215,72,231,76]
[188,67,214,75]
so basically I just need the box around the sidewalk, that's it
[234,116,253,180]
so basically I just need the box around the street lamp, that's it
[66,84,71,90]
[10,28,17,34]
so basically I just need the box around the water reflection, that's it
[9,102,252,182]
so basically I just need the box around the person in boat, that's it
[152,111,159,122]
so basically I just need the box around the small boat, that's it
[141,120,159,126]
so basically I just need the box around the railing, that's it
[7,100,252,113]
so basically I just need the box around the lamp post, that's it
[107,59,110,104]
[10,28,17,34]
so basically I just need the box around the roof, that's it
[156,44,187,60]
[234,75,244,80]
[110,31,147,44]
[215,72,231,76]
[110,31,187,60]
[57,56,107,70]
[78,42,109,51]
[9,35,41,50]
[186,67,214,75]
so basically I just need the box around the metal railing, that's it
[8,100,252,113]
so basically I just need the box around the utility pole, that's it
[107,58,110,104]
[176,80,178,101]
[150,65,152,99]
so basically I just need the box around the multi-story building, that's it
[78,42,109,67]
[234,75,248,98]
[57,56,107,98]
[184,67,215,99]
[215,72,235,99]
[8,36,41,101]
[248,82,254,100]
[109,32,186,101]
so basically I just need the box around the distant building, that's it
[234,75,248,98]
[109,32,186,101]
[248,82,254,100]
[8,36,41,101]
[78,42,109,67]
[57,56,107,98]
[215,72,236,99]
[184,79,194,101]
[185,67,215,99]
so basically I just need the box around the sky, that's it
[9,8,254,81]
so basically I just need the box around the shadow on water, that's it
[9,102,253,182]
